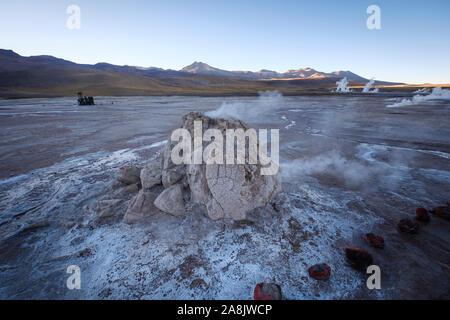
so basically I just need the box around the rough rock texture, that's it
[147,112,281,220]
[397,219,419,234]
[97,199,123,219]
[162,165,185,188]
[123,191,160,224]
[140,154,163,190]
[203,164,280,220]
[110,112,281,222]
[415,207,430,222]
[113,183,140,198]
[431,205,450,220]
[308,263,331,280]
[115,166,142,185]
[254,283,282,300]
[364,233,385,249]
[345,248,373,271]
[154,184,185,217]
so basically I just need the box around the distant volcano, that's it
[181,61,368,82]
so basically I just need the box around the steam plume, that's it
[205,90,284,121]
[335,77,351,93]
[362,78,379,93]
[387,87,450,108]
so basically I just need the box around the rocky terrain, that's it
[0,94,449,299]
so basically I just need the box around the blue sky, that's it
[1,0,449,83]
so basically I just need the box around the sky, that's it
[1,0,449,84]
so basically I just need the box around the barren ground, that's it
[0,94,449,299]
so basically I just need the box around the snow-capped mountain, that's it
[181,62,367,81]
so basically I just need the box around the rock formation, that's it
[117,112,282,223]
[253,283,282,300]
[430,205,450,220]
[115,166,142,185]
[153,184,185,217]
[308,263,331,280]
[345,248,373,271]
[397,218,419,234]
[415,207,430,222]
[364,233,385,249]
[123,191,160,224]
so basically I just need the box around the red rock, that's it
[364,233,385,249]
[253,283,282,300]
[415,207,430,222]
[430,206,450,220]
[345,248,373,270]
[308,263,331,280]
[397,218,419,234]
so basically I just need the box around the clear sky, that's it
[1,0,449,83]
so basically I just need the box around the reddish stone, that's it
[397,219,419,234]
[415,207,430,222]
[253,283,282,300]
[308,263,331,280]
[430,206,450,220]
[345,248,373,271]
[364,233,385,249]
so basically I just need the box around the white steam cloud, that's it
[205,90,284,121]
[335,77,351,93]
[362,78,379,93]
[387,87,450,108]
[280,148,409,191]
[413,88,430,94]
[281,151,379,188]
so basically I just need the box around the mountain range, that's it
[181,61,368,82]
[0,49,401,98]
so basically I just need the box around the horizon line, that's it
[3,47,449,85]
